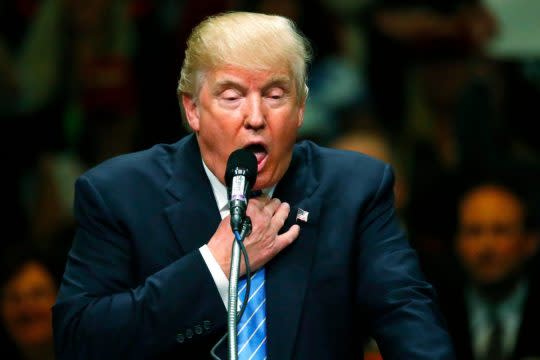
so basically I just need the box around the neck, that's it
[473,273,524,304]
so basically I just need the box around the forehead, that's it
[4,262,55,292]
[460,188,524,224]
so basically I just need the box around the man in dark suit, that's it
[439,183,540,360]
[52,11,454,359]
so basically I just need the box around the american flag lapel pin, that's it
[296,208,309,223]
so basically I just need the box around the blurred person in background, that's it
[330,124,408,218]
[23,69,140,253]
[438,182,540,360]
[4,0,143,256]
[0,0,137,150]
[1,247,59,360]
[0,0,140,254]
[364,0,498,138]
[364,1,505,291]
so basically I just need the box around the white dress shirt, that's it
[465,280,528,359]
[198,160,275,309]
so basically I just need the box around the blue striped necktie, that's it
[237,268,267,360]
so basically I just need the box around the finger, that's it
[269,202,291,233]
[248,195,272,211]
[274,224,300,253]
[263,198,282,217]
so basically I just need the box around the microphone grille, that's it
[225,149,257,186]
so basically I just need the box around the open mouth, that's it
[244,143,268,172]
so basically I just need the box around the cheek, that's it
[11,305,53,332]
[202,110,243,139]
[495,239,524,261]
[275,117,300,144]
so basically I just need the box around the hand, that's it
[207,196,300,278]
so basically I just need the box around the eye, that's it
[266,87,285,101]
[461,224,482,238]
[220,89,241,101]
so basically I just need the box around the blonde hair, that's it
[177,12,312,104]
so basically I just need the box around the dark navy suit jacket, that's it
[438,279,540,360]
[53,134,455,359]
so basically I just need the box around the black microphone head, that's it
[225,149,258,187]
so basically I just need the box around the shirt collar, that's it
[201,159,276,214]
[466,279,528,324]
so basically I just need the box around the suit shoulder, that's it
[79,138,187,194]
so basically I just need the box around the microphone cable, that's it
[210,224,253,360]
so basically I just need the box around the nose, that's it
[474,230,499,254]
[243,95,266,130]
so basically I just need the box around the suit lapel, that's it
[266,143,321,360]
[164,135,222,254]
[513,281,540,359]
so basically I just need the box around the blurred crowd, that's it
[1,0,540,359]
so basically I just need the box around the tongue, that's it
[245,144,267,163]
[253,150,266,164]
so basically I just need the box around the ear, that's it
[182,94,200,132]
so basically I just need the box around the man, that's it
[52,12,454,359]
[1,247,58,360]
[439,183,540,360]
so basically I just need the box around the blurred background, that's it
[1,0,540,359]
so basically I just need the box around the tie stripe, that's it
[248,337,267,360]
[238,298,266,335]
[237,268,267,360]
[245,280,265,303]
[238,317,266,354]
[238,272,259,298]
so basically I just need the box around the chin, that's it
[252,171,268,189]
[475,270,522,291]
[253,181,267,191]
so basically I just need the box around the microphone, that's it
[225,149,257,360]
[225,149,258,232]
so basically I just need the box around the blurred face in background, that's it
[331,131,408,212]
[456,186,536,288]
[1,262,57,349]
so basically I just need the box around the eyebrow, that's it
[212,80,245,94]
[262,76,292,93]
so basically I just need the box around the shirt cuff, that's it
[199,245,229,309]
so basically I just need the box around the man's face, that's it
[183,66,304,190]
[456,187,533,286]
[1,262,57,348]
